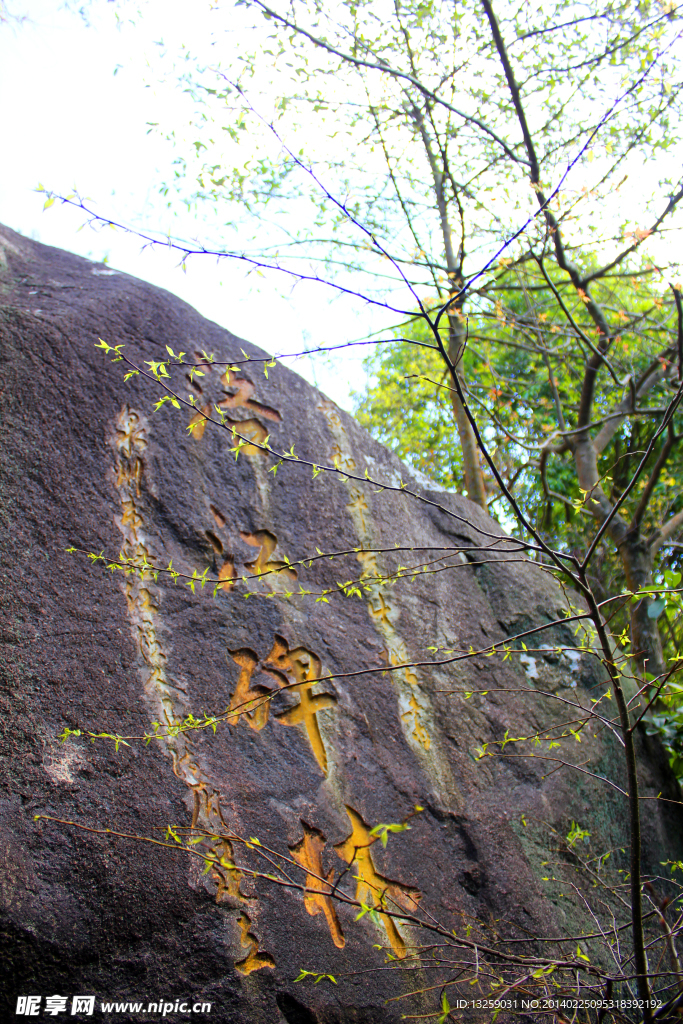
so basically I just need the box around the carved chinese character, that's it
[265,635,336,774]
[334,806,420,959]
[219,369,281,422]
[235,913,275,975]
[289,822,345,948]
[226,648,275,732]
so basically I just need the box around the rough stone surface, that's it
[0,225,681,1023]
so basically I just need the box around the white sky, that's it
[0,0,387,409]
[1,0,682,413]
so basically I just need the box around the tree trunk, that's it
[620,533,667,681]
[448,311,488,510]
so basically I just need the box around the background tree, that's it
[355,264,683,752]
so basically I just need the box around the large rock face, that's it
[0,225,681,1023]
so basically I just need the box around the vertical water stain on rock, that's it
[319,400,461,807]
[112,405,270,969]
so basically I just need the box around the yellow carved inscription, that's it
[188,403,213,440]
[241,529,298,585]
[113,402,426,971]
[235,913,275,975]
[219,369,282,423]
[229,418,268,457]
[226,649,273,732]
[217,557,237,590]
[289,822,345,949]
[264,635,336,774]
[334,806,420,960]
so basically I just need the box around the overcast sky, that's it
[0,0,387,409]
[2,0,682,413]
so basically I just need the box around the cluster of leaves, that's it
[357,262,681,531]
[355,260,683,771]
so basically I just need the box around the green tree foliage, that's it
[356,264,683,537]
[355,328,462,489]
[355,261,683,774]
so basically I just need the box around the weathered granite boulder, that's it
[0,225,681,1023]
